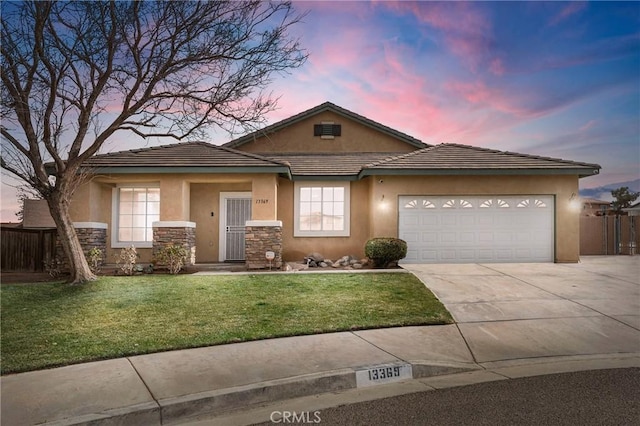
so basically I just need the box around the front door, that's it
[220,193,252,261]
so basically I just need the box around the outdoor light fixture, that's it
[569,193,582,212]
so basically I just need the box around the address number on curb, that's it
[356,363,412,388]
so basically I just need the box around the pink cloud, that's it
[381,1,497,73]
[489,57,505,76]
[549,2,587,26]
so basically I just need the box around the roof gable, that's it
[223,102,427,151]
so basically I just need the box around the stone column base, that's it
[245,220,283,269]
[55,222,108,272]
[152,221,196,266]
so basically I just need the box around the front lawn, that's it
[0,273,452,374]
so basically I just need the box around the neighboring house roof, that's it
[82,141,290,175]
[581,198,610,206]
[223,102,428,150]
[360,144,601,178]
[623,201,640,216]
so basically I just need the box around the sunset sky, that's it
[1,1,639,221]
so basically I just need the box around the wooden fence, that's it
[1,227,58,272]
[580,215,638,255]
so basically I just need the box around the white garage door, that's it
[399,195,554,263]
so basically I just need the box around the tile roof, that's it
[79,142,601,179]
[82,142,288,171]
[361,144,601,177]
[259,153,402,177]
[223,102,427,150]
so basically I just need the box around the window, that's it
[313,122,341,139]
[294,182,350,237]
[112,185,159,247]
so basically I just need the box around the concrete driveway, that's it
[403,256,640,364]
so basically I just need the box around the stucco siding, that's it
[367,174,580,263]
[190,182,251,262]
[277,178,372,261]
[237,111,417,154]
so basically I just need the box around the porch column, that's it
[250,175,278,220]
[159,178,190,221]
[55,222,108,272]
[152,221,196,266]
[246,175,281,269]
[245,220,283,269]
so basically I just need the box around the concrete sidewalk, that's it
[2,256,639,425]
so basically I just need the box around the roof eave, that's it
[290,174,360,181]
[358,167,601,179]
[83,166,291,176]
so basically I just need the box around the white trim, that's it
[219,192,252,262]
[246,220,282,227]
[152,221,196,228]
[294,181,350,237]
[73,222,108,229]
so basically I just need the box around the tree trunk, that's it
[47,192,97,284]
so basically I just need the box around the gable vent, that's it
[314,123,341,139]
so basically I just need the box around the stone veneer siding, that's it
[152,222,196,266]
[55,223,108,271]
[245,221,283,269]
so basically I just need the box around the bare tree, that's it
[1,1,307,283]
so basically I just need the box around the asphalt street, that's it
[260,368,640,426]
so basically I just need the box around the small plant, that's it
[364,237,407,268]
[43,257,63,278]
[155,244,188,274]
[115,245,138,276]
[87,247,103,274]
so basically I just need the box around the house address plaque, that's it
[355,363,412,387]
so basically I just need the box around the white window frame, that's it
[111,184,160,248]
[294,181,350,237]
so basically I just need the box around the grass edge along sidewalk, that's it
[1,272,452,374]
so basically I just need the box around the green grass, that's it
[0,273,452,374]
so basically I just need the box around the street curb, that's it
[159,369,356,424]
[40,362,480,425]
[44,402,161,426]
[181,354,640,426]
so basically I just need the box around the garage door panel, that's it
[421,216,438,226]
[399,195,554,264]
[458,216,476,226]
[441,216,457,226]
[421,232,437,243]
[400,232,419,243]
[459,232,475,243]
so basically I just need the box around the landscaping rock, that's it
[307,252,325,262]
[319,262,328,268]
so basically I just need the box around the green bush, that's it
[364,237,407,268]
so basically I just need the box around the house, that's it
[580,198,611,216]
[622,202,640,217]
[69,102,600,268]
[22,199,57,228]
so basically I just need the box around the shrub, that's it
[87,247,103,274]
[155,244,188,274]
[116,245,138,276]
[364,237,407,268]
